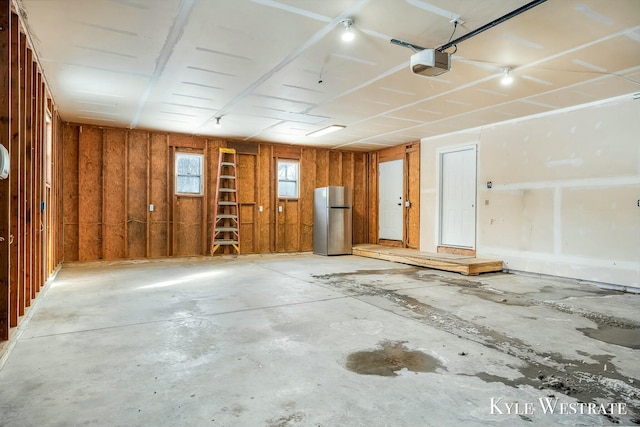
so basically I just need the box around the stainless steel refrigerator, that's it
[313,186,352,255]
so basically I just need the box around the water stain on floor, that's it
[579,325,640,350]
[346,341,442,377]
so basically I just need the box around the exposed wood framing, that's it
[9,11,19,327]
[0,6,62,348]
[0,2,11,340]
[374,143,421,249]
[61,124,381,259]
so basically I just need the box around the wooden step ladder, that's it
[210,148,240,255]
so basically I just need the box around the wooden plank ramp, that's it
[352,244,503,276]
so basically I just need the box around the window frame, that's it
[175,152,204,196]
[276,159,300,199]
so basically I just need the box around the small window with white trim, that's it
[277,159,299,198]
[175,152,204,195]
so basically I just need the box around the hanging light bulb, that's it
[501,68,513,86]
[341,19,355,42]
[215,117,221,128]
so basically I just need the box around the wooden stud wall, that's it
[62,123,378,260]
[372,143,421,248]
[0,5,62,345]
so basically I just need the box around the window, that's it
[175,152,204,195]
[277,160,299,198]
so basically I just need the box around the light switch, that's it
[148,204,154,212]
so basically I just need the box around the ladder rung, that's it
[214,239,239,245]
[217,214,238,219]
[219,175,236,179]
[221,162,235,167]
[215,227,238,232]
[218,188,236,192]
[218,201,237,206]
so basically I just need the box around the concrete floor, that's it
[0,253,638,427]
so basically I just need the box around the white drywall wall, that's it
[420,96,640,288]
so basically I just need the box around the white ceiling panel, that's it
[16,0,640,150]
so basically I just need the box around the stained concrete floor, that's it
[0,253,638,427]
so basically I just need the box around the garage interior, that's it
[0,0,639,426]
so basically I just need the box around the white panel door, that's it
[379,159,403,241]
[440,148,476,248]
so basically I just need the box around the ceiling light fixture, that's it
[215,117,221,128]
[501,68,513,85]
[341,19,355,42]
[307,124,346,137]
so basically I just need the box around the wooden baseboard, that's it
[438,246,476,256]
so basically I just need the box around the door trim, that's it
[437,143,477,250]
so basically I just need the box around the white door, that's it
[379,159,403,241]
[440,147,476,248]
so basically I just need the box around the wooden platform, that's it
[352,244,503,276]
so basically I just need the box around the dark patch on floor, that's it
[314,270,640,424]
[579,325,640,350]
[346,340,442,376]
[458,287,532,306]
[418,273,485,288]
[314,267,422,280]
[267,412,305,427]
[546,301,640,330]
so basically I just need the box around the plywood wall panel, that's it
[175,197,202,256]
[275,200,286,253]
[77,126,103,260]
[237,153,256,204]
[63,124,377,260]
[102,128,126,259]
[285,200,299,252]
[239,205,255,254]
[299,148,316,251]
[237,153,256,253]
[149,133,168,257]
[169,134,204,149]
[406,145,420,249]
[315,149,329,188]
[62,125,79,260]
[341,152,354,189]
[352,152,367,244]
[127,131,148,258]
[378,144,405,163]
[257,145,272,253]
[328,151,342,186]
